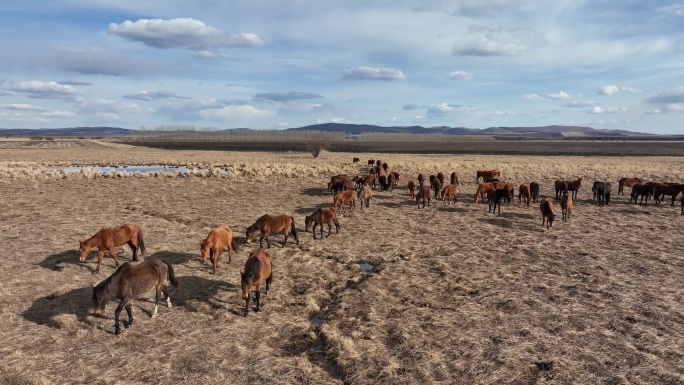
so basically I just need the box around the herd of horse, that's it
[79,159,684,335]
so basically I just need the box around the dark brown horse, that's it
[530,182,540,203]
[93,259,178,335]
[416,186,431,208]
[305,207,340,239]
[246,214,299,248]
[476,170,501,183]
[407,180,417,199]
[200,226,239,273]
[565,178,583,199]
[519,184,531,206]
[431,177,442,199]
[450,171,459,186]
[618,177,642,195]
[241,248,273,317]
[417,173,425,188]
[79,223,146,273]
[352,157,360,164]
[540,198,555,229]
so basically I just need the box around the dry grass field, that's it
[1,140,684,384]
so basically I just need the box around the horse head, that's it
[78,240,89,262]
[92,282,108,317]
[304,215,313,232]
[199,239,210,264]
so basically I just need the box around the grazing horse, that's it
[353,175,365,190]
[352,157,360,164]
[488,188,511,215]
[474,182,495,204]
[518,184,532,206]
[417,173,425,188]
[364,174,377,190]
[554,180,569,199]
[653,182,684,206]
[79,223,146,273]
[357,185,372,209]
[450,171,459,186]
[441,184,458,205]
[376,159,382,168]
[367,159,375,168]
[334,190,356,215]
[305,207,340,239]
[407,180,417,199]
[530,182,540,203]
[540,198,555,229]
[630,184,653,206]
[390,172,400,187]
[431,177,442,199]
[246,214,299,248]
[560,192,572,222]
[476,170,501,183]
[387,173,395,192]
[618,177,642,195]
[416,186,431,208]
[93,259,178,335]
[241,248,273,317]
[200,226,239,273]
[437,172,445,186]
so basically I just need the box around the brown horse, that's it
[79,224,146,273]
[476,169,501,183]
[305,207,340,239]
[441,184,458,205]
[450,171,459,186]
[364,174,377,190]
[530,182,540,203]
[246,214,299,248]
[565,178,583,199]
[93,259,178,335]
[357,185,372,209]
[618,177,642,195]
[417,173,425,188]
[200,226,239,273]
[554,180,569,199]
[431,177,442,199]
[416,186,430,208]
[390,171,400,187]
[474,182,495,204]
[334,190,356,215]
[560,192,572,222]
[519,184,531,206]
[540,198,555,229]
[352,157,360,164]
[630,184,653,206]
[407,179,417,199]
[241,248,273,317]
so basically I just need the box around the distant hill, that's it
[0,124,671,140]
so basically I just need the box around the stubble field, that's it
[1,140,684,384]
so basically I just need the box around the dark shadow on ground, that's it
[301,187,328,197]
[173,275,239,315]
[294,203,333,215]
[38,250,94,272]
[22,287,93,329]
[437,205,469,213]
[479,217,513,228]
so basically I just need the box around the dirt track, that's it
[1,147,684,384]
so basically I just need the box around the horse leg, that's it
[244,291,251,317]
[108,246,119,267]
[151,287,161,319]
[265,272,272,295]
[123,303,133,328]
[254,287,261,312]
[96,249,105,273]
[114,299,128,335]
[319,223,324,239]
[163,287,172,308]
[128,240,138,261]
[213,249,222,273]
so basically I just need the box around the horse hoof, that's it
[115,328,121,335]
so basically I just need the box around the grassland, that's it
[1,139,684,384]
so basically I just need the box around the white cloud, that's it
[665,103,684,112]
[403,103,429,110]
[123,91,192,101]
[42,110,77,118]
[646,87,684,104]
[426,103,475,116]
[96,112,120,120]
[253,92,323,102]
[448,71,473,80]
[342,67,405,81]
[645,109,662,115]
[45,46,168,76]
[192,51,248,62]
[0,103,44,111]
[452,25,547,57]
[8,81,80,100]
[198,105,274,120]
[492,109,515,116]
[520,94,544,101]
[547,91,570,100]
[58,79,92,86]
[621,86,642,93]
[598,85,619,95]
[317,117,350,124]
[588,106,628,114]
[564,101,597,108]
[657,4,684,17]
[278,103,330,114]
[107,18,263,50]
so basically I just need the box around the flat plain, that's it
[1,139,684,384]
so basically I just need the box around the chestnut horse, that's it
[540,198,555,229]
[450,171,460,186]
[93,259,178,335]
[407,180,417,199]
[200,226,239,273]
[560,192,572,222]
[416,186,431,208]
[618,177,642,195]
[565,178,583,199]
[441,184,458,205]
[305,207,340,239]
[241,248,273,317]
[519,184,531,206]
[357,185,372,209]
[246,214,299,248]
[79,224,146,273]
[474,182,495,204]
[334,190,356,215]
[476,169,501,183]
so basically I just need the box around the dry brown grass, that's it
[1,146,684,384]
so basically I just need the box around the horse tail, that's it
[290,216,298,238]
[164,261,179,288]
[230,240,239,253]
[137,228,146,256]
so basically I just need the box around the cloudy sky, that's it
[1,1,683,133]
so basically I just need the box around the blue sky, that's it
[1,0,684,133]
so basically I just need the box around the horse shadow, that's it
[478,217,513,228]
[22,287,93,329]
[504,212,536,219]
[294,203,331,215]
[146,251,196,266]
[377,201,403,209]
[38,250,96,272]
[173,275,241,315]
[301,187,327,197]
[437,205,469,213]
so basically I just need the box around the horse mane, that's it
[246,258,260,278]
[94,262,131,295]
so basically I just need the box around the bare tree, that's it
[306,131,331,158]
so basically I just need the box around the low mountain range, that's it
[0,124,674,140]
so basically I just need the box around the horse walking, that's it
[305,207,340,239]
[92,259,178,335]
[200,226,239,273]
[79,223,146,273]
[241,248,273,317]
[246,214,299,248]
[540,198,555,229]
